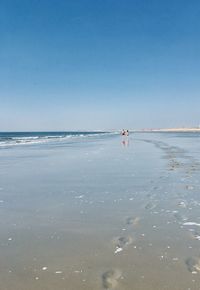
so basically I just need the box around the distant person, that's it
[121,129,126,136]
[121,129,129,136]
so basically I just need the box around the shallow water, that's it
[0,132,200,290]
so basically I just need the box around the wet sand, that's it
[0,132,200,289]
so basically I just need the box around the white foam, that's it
[55,271,63,274]
[12,136,39,140]
[114,247,123,254]
[75,195,84,199]
[183,222,200,227]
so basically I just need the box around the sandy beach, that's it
[0,132,200,290]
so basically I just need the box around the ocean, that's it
[0,131,112,148]
[0,131,200,290]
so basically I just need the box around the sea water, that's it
[0,132,200,290]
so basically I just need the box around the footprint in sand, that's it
[185,185,194,190]
[189,230,200,241]
[177,200,188,208]
[173,212,188,222]
[113,236,133,253]
[126,216,140,226]
[168,160,182,171]
[145,202,157,210]
[185,257,200,273]
[102,269,122,289]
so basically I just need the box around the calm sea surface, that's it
[0,132,200,290]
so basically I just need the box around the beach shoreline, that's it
[133,128,200,133]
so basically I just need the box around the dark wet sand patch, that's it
[138,138,200,175]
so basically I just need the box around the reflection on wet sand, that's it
[121,139,129,147]
[0,133,200,289]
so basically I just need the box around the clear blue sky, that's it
[1,0,200,131]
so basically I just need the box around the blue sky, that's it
[1,0,200,131]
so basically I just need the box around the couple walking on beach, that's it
[121,129,129,136]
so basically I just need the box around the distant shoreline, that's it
[136,128,200,133]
